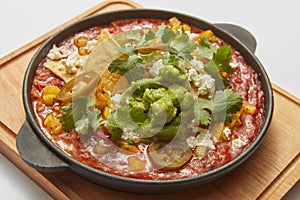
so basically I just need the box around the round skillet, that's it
[17,9,273,194]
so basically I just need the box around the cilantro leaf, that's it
[60,103,75,132]
[200,36,212,48]
[161,28,176,43]
[212,45,233,74]
[103,111,118,128]
[155,24,166,38]
[160,27,197,61]
[60,97,88,131]
[212,89,243,122]
[194,98,212,126]
[75,118,89,135]
[87,109,103,131]
[108,55,144,76]
[197,36,217,59]
[106,107,139,131]
[103,111,123,140]
[60,97,103,135]
[175,42,197,60]
[194,89,243,125]
[204,45,233,89]
[204,60,227,90]
[104,108,139,141]
[145,29,155,41]
[110,127,123,141]
[126,30,144,42]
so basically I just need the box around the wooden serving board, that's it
[0,0,299,199]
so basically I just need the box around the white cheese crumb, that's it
[111,94,122,109]
[149,59,164,76]
[223,127,232,140]
[232,139,247,149]
[188,118,200,134]
[85,39,98,53]
[187,68,215,98]
[190,58,204,70]
[121,128,140,143]
[197,74,215,98]
[47,45,65,60]
[62,52,85,74]
[186,136,197,148]
[229,59,239,69]
[188,32,199,41]
[186,130,215,150]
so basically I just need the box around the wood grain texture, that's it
[0,0,299,199]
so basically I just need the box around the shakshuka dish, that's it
[31,17,264,180]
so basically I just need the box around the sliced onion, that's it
[137,43,169,54]
[148,141,192,171]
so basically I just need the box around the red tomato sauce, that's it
[31,19,264,180]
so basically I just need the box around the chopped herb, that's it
[212,89,243,122]
[195,98,212,126]
[60,103,75,132]
[161,27,197,61]
[126,30,144,42]
[212,45,233,74]
[60,97,103,135]
[60,97,89,131]
[145,29,155,41]
[117,45,137,55]
[204,45,233,88]
[161,28,177,43]
[108,55,144,76]
[195,89,243,125]
[197,36,217,59]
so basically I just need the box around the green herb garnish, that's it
[195,89,243,126]
[60,97,103,135]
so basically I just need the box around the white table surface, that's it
[0,0,299,199]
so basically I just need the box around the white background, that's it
[0,0,299,199]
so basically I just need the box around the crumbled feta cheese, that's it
[186,130,215,150]
[223,127,232,139]
[229,59,239,69]
[85,39,98,53]
[121,128,140,143]
[149,59,164,76]
[187,68,215,98]
[188,118,200,133]
[232,139,246,149]
[197,74,215,97]
[186,136,197,148]
[62,52,85,74]
[47,45,65,60]
[197,130,215,150]
[188,32,199,41]
[111,94,122,109]
[187,68,199,82]
[212,43,220,49]
[190,58,204,70]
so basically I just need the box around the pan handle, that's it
[16,120,69,172]
[214,23,257,53]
